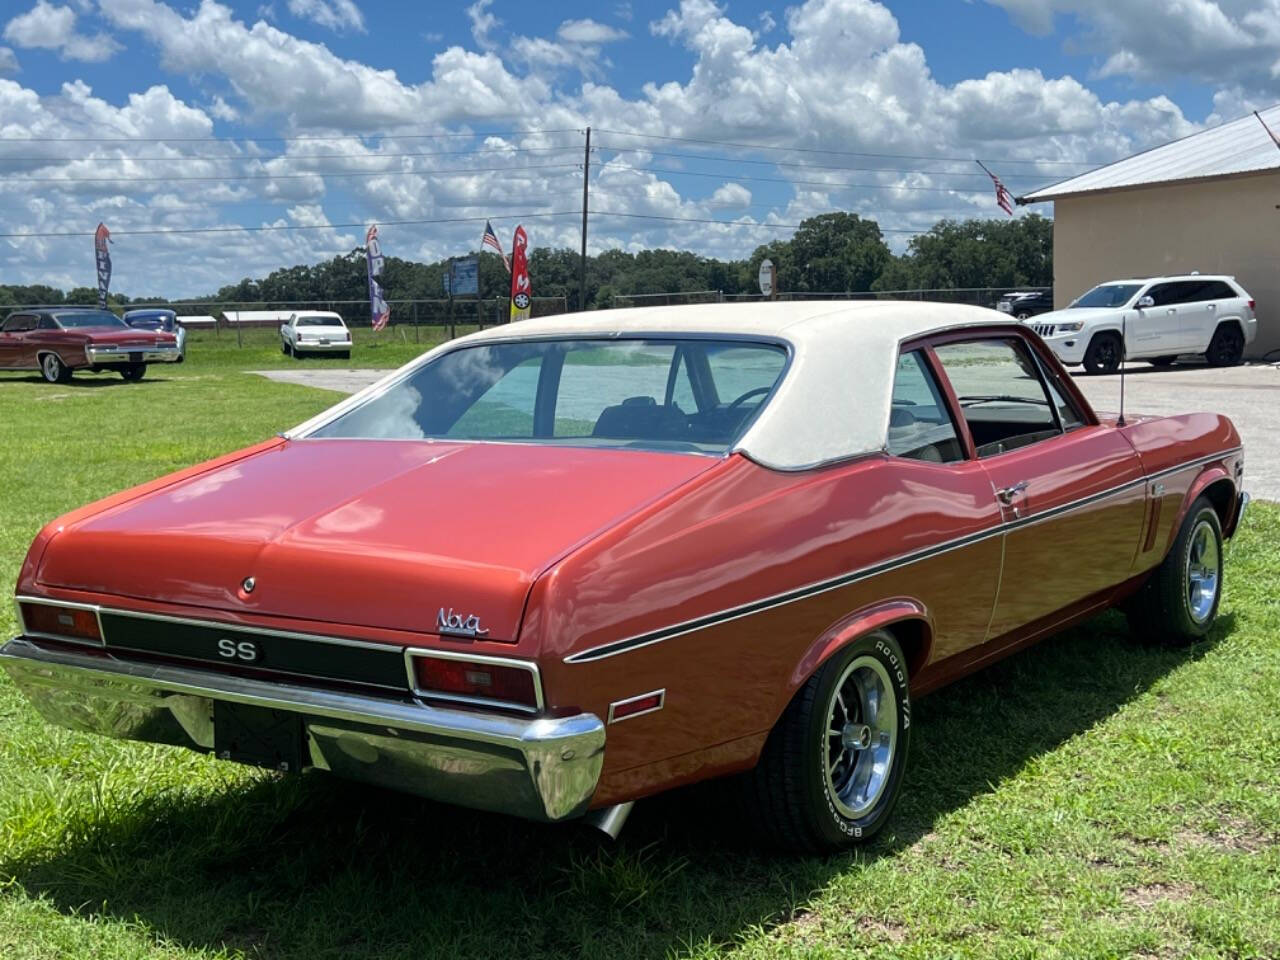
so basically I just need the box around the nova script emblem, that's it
[437,608,490,638]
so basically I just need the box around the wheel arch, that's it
[1210,317,1247,344]
[781,599,933,714]
[1164,468,1236,555]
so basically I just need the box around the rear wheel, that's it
[1082,332,1123,375]
[1205,323,1245,367]
[1126,496,1223,645]
[120,363,146,382]
[39,353,72,383]
[281,339,291,355]
[740,629,911,852]
[1149,356,1177,367]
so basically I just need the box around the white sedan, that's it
[280,312,352,359]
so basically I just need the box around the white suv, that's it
[1026,275,1256,374]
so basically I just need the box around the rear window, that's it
[309,338,788,454]
[297,315,344,327]
[54,311,126,329]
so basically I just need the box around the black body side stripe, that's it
[564,447,1240,664]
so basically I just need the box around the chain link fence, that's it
[4,297,571,345]
[613,287,1052,311]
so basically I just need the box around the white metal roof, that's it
[291,301,1016,470]
[222,310,342,323]
[1022,104,1280,203]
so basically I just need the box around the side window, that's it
[1042,373,1085,430]
[1146,283,1178,307]
[887,351,964,463]
[1203,280,1236,301]
[1172,281,1210,304]
[37,316,58,330]
[2,314,34,333]
[447,355,543,438]
[933,339,1061,458]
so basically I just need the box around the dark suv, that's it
[996,290,1053,320]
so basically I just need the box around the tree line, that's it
[0,212,1053,310]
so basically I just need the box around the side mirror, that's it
[1136,295,1155,309]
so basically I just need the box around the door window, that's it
[1146,283,1180,307]
[37,316,58,330]
[2,315,35,333]
[933,339,1061,458]
[887,351,963,462]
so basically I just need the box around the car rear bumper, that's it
[0,636,605,822]
[85,344,183,365]
[291,340,350,352]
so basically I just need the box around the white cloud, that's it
[985,0,1274,92]
[466,0,498,49]
[4,1,121,62]
[287,0,364,33]
[614,3,633,22]
[0,46,18,72]
[207,93,238,121]
[758,10,776,34]
[557,18,628,44]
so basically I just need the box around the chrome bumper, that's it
[0,637,605,822]
[1226,491,1250,538]
[85,345,183,364]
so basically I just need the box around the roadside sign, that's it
[758,259,775,297]
[444,256,479,296]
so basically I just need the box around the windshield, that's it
[309,338,789,454]
[54,311,127,329]
[297,315,343,327]
[1070,283,1142,309]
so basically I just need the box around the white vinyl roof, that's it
[291,301,1016,470]
[1022,104,1280,203]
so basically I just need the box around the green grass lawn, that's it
[0,343,1277,959]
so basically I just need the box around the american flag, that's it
[987,169,1015,216]
[482,219,510,272]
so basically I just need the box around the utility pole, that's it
[579,126,591,313]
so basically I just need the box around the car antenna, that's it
[1117,311,1127,427]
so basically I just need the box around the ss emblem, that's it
[217,638,260,663]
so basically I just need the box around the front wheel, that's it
[1206,324,1245,367]
[39,352,72,383]
[120,363,146,382]
[1126,496,1223,645]
[1082,332,1123,375]
[740,629,911,852]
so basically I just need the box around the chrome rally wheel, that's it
[741,629,911,852]
[40,353,69,383]
[1185,517,1221,625]
[824,655,898,820]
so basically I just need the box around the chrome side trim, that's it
[14,595,106,648]
[565,446,1242,664]
[0,637,603,822]
[404,647,545,714]
[607,688,666,724]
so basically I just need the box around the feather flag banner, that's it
[509,224,531,323]
[94,223,112,309]
[365,224,390,331]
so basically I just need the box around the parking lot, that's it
[258,360,1280,499]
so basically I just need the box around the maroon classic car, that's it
[2,302,1246,852]
[0,307,181,382]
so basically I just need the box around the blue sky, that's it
[0,0,1273,296]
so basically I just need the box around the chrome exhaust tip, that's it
[584,801,633,840]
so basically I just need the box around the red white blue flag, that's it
[365,224,390,331]
[482,219,509,272]
[94,222,112,308]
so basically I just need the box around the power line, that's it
[0,144,587,165]
[596,144,1049,180]
[0,127,582,144]
[595,128,1095,167]
[1,161,585,184]
[0,209,939,240]
[607,164,1010,194]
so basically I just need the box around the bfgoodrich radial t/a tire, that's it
[741,629,911,852]
[1126,496,1223,646]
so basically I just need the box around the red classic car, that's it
[2,303,1247,852]
[0,307,181,382]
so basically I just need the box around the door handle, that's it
[996,481,1029,505]
[1208,303,1216,310]
[1167,308,1177,314]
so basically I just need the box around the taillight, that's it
[20,601,102,643]
[411,654,540,711]
[1249,299,1256,311]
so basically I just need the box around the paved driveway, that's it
[255,361,1280,499]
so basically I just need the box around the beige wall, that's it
[1048,171,1280,359]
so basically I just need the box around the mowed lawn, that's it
[0,336,1277,960]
